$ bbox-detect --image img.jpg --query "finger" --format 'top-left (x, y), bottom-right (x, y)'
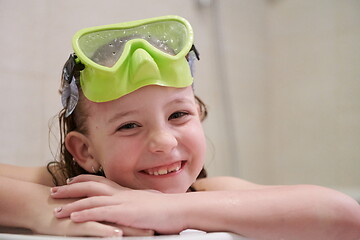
top-left (67, 174), bottom-right (129, 190)
top-left (54, 196), bottom-right (117, 218)
top-left (67, 175), bottom-right (109, 185)
top-left (70, 207), bottom-right (164, 235)
top-left (55, 202), bottom-right (154, 236)
top-left (65, 221), bottom-right (123, 238)
top-left (51, 181), bottom-right (114, 199)
top-left (66, 221), bottom-right (153, 237)
top-left (120, 225), bottom-right (154, 236)
top-left (71, 222), bottom-right (153, 237)
top-left (35, 218), bottom-right (123, 238)
top-left (70, 205), bottom-right (126, 225)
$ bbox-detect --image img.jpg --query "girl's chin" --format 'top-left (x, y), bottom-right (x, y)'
top-left (142, 182), bottom-right (193, 193)
top-left (159, 186), bottom-right (191, 193)
top-left (110, 179), bottom-right (192, 193)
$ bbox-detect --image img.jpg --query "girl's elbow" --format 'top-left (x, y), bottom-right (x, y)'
top-left (318, 186), bottom-right (360, 239)
top-left (335, 197), bottom-right (360, 239)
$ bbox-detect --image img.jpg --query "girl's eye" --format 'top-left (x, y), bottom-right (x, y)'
top-left (117, 122), bottom-right (140, 131)
top-left (169, 111), bottom-right (189, 120)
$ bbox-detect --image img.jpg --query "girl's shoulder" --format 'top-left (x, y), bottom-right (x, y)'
top-left (0, 163), bottom-right (54, 186)
top-left (192, 176), bottom-right (266, 191)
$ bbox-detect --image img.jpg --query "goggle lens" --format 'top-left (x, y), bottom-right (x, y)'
top-left (78, 21), bottom-right (188, 67)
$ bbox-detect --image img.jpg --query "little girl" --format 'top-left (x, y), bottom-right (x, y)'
top-left (0, 16), bottom-right (359, 239)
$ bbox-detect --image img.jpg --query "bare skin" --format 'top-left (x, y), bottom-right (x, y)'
top-left (1, 163), bottom-right (359, 239)
top-left (1, 87), bottom-right (359, 239)
top-left (0, 166), bottom-right (153, 237)
top-left (50, 174), bottom-right (360, 240)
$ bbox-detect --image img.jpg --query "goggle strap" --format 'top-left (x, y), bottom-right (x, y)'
top-left (61, 54), bottom-right (84, 117)
top-left (187, 44), bottom-right (200, 78)
top-left (190, 45), bottom-right (200, 60)
top-left (62, 54), bottom-right (85, 84)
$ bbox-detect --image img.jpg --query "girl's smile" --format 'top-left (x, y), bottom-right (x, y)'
top-left (75, 85), bottom-right (206, 193)
top-left (140, 160), bottom-right (185, 176)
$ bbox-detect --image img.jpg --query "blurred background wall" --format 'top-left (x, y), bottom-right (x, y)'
top-left (0, 0), bottom-right (359, 200)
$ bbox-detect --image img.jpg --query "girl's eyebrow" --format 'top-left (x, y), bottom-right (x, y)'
top-left (107, 97), bottom-right (193, 123)
top-left (166, 97), bottom-right (193, 106)
top-left (107, 110), bottom-right (138, 124)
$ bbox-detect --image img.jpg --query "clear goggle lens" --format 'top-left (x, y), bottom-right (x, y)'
top-left (78, 20), bottom-right (188, 67)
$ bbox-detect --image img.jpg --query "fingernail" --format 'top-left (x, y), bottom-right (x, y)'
top-left (66, 178), bottom-right (74, 184)
top-left (50, 187), bottom-right (58, 194)
top-left (54, 207), bottom-right (62, 213)
top-left (113, 229), bottom-right (122, 237)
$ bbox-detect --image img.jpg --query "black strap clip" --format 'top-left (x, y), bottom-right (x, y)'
top-left (62, 53), bottom-right (85, 84)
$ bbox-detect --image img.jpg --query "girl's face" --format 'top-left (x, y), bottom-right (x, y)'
top-left (84, 85), bottom-right (206, 193)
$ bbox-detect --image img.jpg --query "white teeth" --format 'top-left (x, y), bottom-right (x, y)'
top-left (145, 162), bottom-right (182, 176)
top-left (158, 169), bottom-right (168, 175)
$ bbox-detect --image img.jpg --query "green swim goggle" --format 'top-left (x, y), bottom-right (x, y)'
top-left (61, 15), bottom-right (199, 117)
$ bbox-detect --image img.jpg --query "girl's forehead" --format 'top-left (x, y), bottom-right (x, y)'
top-left (85, 85), bottom-right (195, 115)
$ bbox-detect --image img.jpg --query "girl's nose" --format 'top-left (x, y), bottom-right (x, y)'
top-left (148, 129), bottom-right (178, 154)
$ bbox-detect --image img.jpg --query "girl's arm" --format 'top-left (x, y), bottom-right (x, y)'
top-left (52, 175), bottom-right (360, 240)
top-left (182, 185), bottom-right (360, 240)
top-left (0, 176), bottom-right (125, 237)
top-left (192, 176), bottom-right (268, 191)
top-left (0, 163), bottom-right (54, 186)
top-left (0, 168), bottom-right (155, 237)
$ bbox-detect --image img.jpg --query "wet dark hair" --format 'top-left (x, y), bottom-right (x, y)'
top-left (47, 67), bottom-right (208, 187)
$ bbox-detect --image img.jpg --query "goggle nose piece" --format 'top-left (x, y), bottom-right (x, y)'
top-left (130, 48), bottom-right (161, 86)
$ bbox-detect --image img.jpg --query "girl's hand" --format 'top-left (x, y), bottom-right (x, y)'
top-left (51, 175), bottom-right (185, 235)
top-left (36, 192), bottom-right (154, 237)
top-left (32, 202), bottom-right (124, 237)
top-left (0, 176), bottom-right (126, 238)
